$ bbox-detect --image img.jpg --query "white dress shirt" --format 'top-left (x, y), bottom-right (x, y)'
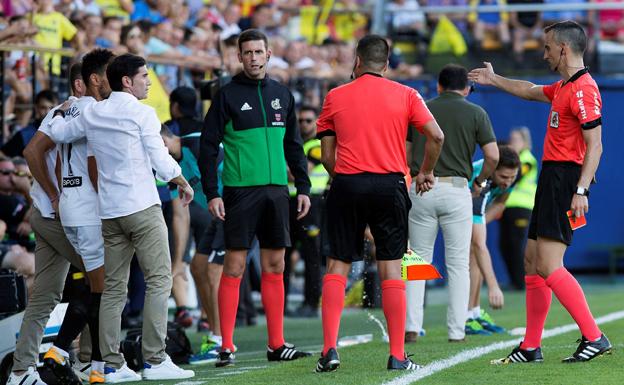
top-left (40, 91), bottom-right (181, 219)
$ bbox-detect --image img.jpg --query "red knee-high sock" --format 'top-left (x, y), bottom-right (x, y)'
top-left (321, 274), bottom-right (347, 355)
top-left (218, 274), bottom-right (241, 351)
top-left (382, 280), bottom-right (406, 360)
top-left (261, 272), bottom-right (285, 349)
top-left (545, 267), bottom-right (602, 341)
top-left (521, 275), bottom-right (552, 349)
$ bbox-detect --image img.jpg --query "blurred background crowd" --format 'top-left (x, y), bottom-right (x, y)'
top-left (1, 0), bottom-right (624, 145)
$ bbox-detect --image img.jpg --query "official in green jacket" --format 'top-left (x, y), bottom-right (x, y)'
top-left (198, 29), bottom-right (312, 368)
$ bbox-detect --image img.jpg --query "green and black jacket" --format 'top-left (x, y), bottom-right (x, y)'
top-left (199, 73), bottom-right (311, 201)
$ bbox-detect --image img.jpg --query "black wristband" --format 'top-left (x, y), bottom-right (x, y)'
top-left (53, 109), bottom-right (66, 118)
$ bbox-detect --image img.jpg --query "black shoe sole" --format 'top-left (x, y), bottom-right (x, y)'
top-left (215, 360), bottom-right (235, 368)
top-left (315, 360), bottom-right (340, 373)
top-left (44, 358), bottom-right (82, 385)
top-left (268, 353), bottom-right (313, 362)
top-left (562, 348), bottom-right (613, 363)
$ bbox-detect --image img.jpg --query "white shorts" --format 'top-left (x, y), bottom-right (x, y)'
top-left (63, 225), bottom-right (105, 272)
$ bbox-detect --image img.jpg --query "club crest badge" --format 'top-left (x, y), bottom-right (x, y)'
top-left (550, 111), bottom-right (559, 128)
top-left (271, 98), bottom-right (281, 110)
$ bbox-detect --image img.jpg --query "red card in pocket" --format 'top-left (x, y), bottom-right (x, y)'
top-left (567, 210), bottom-right (587, 230)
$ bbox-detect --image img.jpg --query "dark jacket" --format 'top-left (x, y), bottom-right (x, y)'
top-left (199, 72), bottom-right (310, 201)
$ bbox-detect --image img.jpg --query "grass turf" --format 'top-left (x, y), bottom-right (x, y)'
top-left (128, 282), bottom-right (622, 385)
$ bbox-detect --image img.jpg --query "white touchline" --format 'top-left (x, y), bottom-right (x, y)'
top-left (384, 310), bottom-right (624, 385)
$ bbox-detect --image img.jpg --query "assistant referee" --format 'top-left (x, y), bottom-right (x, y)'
top-left (314, 35), bottom-right (444, 372)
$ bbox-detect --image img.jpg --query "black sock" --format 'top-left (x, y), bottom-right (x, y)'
top-left (88, 292), bottom-right (103, 361)
top-left (55, 277), bottom-right (90, 351)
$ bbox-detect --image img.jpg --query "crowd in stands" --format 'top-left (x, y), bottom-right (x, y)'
top-left (1, 0), bottom-right (623, 322)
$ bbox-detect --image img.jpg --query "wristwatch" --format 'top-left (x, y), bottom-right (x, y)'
top-left (575, 186), bottom-right (590, 197)
top-left (473, 178), bottom-right (487, 188)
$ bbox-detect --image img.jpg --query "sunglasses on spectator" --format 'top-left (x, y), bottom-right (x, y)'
top-left (0, 169), bottom-right (16, 176)
top-left (299, 118), bottom-right (314, 124)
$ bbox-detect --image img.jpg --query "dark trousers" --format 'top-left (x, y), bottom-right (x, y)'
top-left (284, 195), bottom-right (323, 308)
top-left (499, 207), bottom-right (532, 290)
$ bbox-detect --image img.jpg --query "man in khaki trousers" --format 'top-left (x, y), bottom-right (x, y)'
top-left (41, 54), bottom-right (195, 382)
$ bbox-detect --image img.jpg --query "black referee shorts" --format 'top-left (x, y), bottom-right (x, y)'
top-left (528, 161), bottom-right (582, 246)
top-left (223, 185), bottom-right (291, 249)
top-left (326, 173), bottom-right (411, 262)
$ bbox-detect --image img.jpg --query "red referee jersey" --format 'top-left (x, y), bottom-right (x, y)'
top-left (316, 73), bottom-right (434, 175)
top-left (542, 68), bottom-right (602, 165)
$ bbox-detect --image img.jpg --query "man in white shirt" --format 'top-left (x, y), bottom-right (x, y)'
top-left (40, 53), bottom-right (195, 382)
top-left (28, 49), bottom-right (115, 385)
top-left (10, 65), bottom-right (87, 385)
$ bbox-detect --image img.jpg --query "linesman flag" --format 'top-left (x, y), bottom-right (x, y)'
top-left (401, 249), bottom-right (442, 281)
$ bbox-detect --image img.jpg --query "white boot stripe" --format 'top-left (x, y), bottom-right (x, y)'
top-left (519, 354), bottom-right (527, 362)
top-left (586, 346), bottom-right (599, 352)
top-left (582, 349), bottom-right (595, 356)
top-left (579, 353), bottom-right (590, 359)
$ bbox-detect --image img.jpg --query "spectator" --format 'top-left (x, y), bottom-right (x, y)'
top-left (32, 0), bottom-right (82, 75)
top-left (0, 156), bottom-right (31, 247)
top-left (2, 90), bottom-right (58, 157)
top-left (95, 0), bottom-right (134, 21)
top-left (542, 0), bottom-right (588, 25)
top-left (96, 16), bottom-right (124, 50)
top-left (239, 3), bottom-right (278, 36)
top-left (131, 0), bottom-right (166, 23)
top-left (594, 0), bottom-right (624, 43)
top-left (81, 13), bottom-right (104, 51)
top-left (219, 3), bottom-right (242, 40)
top-left (469, 0), bottom-right (511, 50)
top-left (508, 0), bottom-right (544, 62)
top-left (386, 0), bottom-right (427, 41)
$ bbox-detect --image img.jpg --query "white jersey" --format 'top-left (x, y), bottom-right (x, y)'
top-left (58, 96), bottom-right (100, 226)
top-left (30, 101), bottom-right (74, 219)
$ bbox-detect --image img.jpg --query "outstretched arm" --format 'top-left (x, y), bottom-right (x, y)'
top-left (468, 62), bottom-right (550, 103)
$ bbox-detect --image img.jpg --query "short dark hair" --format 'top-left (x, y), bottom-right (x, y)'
top-left (438, 64), bottom-right (468, 91)
top-left (356, 35), bottom-right (389, 71)
top-left (35, 89), bottom-right (59, 105)
top-left (106, 53), bottom-right (146, 92)
top-left (238, 29), bottom-right (268, 52)
top-left (544, 20), bottom-right (587, 55)
top-left (120, 23), bottom-right (139, 45)
top-left (498, 146), bottom-right (521, 170)
top-left (103, 16), bottom-right (123, 27)
top-left (160, 124), bottom-right (174, 138)
top-left (299, 105), bottom-right (318, 115)
top-left (82, 49), bottom-right (115, 87)
top-left (69, 62), bottom-right (82, 94)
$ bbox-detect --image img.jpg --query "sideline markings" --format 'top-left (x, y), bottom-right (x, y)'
top-left (384, 310), bottom-right (624, 385)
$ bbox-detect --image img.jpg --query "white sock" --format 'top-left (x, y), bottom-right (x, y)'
top-left (472, 306), bottom-right (481, 319)
top-left (52, 345), bottom-right (70, 358)
top-left (91, 361), bottom-right (105, 373)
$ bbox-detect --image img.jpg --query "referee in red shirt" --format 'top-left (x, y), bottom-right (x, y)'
top-left (469, 20), bottom-right (612, 364)
top-left (315, 35), bottom-right (444, 372)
